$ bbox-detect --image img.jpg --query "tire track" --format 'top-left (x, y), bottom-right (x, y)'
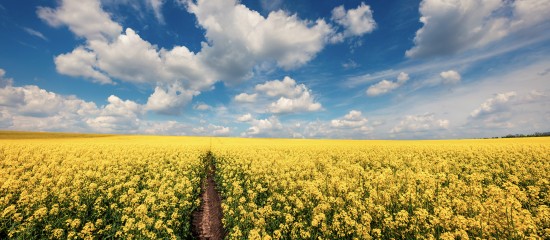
top-left (192, 152), bottom-right (224, 240)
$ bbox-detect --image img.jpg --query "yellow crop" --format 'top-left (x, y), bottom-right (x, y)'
top-left (0, 134), bottom-right (210, 239)
top-left (1, 132), bottom-right (549, 239)
top-left (212, 137), bottom-right (550, 239)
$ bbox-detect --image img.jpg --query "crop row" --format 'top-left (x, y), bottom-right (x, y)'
top-left (212, 138), bottom-right (550, 239)
top-left (0, 136), bottom-right (209, 239)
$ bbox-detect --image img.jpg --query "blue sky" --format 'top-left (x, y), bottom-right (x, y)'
top-left (0, 0), bottom-right (549, 139)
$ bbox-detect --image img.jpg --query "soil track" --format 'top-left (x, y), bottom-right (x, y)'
top-left (191, 153), bottom-right (224, 240)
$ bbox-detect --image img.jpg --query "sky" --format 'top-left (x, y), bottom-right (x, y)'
top-left (0, 0), bottom-right (549, 139)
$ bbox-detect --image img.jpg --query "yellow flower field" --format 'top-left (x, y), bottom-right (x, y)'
top-left (1, 132), bottom-right (549, 239)
top-left (212, 137), bottom-right (550, 239)
top-left (0, 133), bottom-right (210, 239)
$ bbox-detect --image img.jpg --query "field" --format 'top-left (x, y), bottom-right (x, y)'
top-left (1, 132), bottom-right (549, 239)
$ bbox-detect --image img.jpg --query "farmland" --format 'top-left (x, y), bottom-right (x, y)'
top-left (0, 133), bottom-right (210, 239)
top-left (1, 132), bottom-right (549, 239)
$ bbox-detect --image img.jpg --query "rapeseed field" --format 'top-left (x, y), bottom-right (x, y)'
top-left (1, 132), bottom-right (548, 239)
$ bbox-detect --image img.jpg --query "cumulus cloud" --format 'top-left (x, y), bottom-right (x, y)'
top-left (255, 76), bottom-right (304, 98)
top-left (406, 0), bottom-right (550, 58)
top-left (331, 2), bottom-right (376, 38)
top-left (87, 95), bottom-right (144, 132)
top-left (237, 113), bottom-right (253, 122)
top-left (52, 27), bottom-right (215, 113)
top-left (330, 110), bottom-right (372, 132)
top-left (145, 84), bottom-right (197, 115)
top-left (211, 125), bottom-right (230, 135)
top-left (0, 69), bottom-right (13, 87)
top-left (55, 47), bottom-right (113, 84)
top-left (440, 70), bottom-right (461, 84)
top-left (0, 69), bottom-right (155, 133)
top-left (470, 91), bottom-right (517, 118)
top-left (191, 124), bottom-right (230, 136)
top-left (243, 116), bottom-right (283, 136)
top-left (234, 93), bottom-right (258, 103)
top-left (366, 72), bottom-right (409, 96)
top-left (0, 77), bottom-right (102, 121)
top-left (40, 0), bottom-right (348, 115)
top-left (141, 120), bottom-right (190, 135)
top-left (268, 91), bottom-right (322, 114)
top-left (194, 103), bottom-right (211, 111)
top-left (37, 0), bottom-right (122, 41)
top-left (254, 77), bottom-right (322, 114)
top-left (87, 28), bottom-right (215, 89)
top-left (0, 82), bottom-right (99, 132)
top-left (390, 113), bottom-right (449, 133)
top-left (185, 0), bottom-right (335, 81)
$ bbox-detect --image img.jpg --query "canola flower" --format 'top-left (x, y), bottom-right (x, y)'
top-left (0, 134), bottom-right (210, 239)
top-left (212, 137), bottom-right (550, 239)
top-left (1, 132), bottom-right (549, 239)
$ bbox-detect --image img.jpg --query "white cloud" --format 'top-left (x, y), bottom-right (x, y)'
top-left (86, 28), bottom-right (215, 89)
top-left (342, 59), bottom-right (359, 69)
top-left (53, 27), bottom-right (215, 113)
top-left (252, 76), bottom-right (322, 114)
top-left (255, 76), bottom-right (304, 98)
top-left (390, 113), bottom-right (449, 133)
top-left (55, 47), bottom-right (113, 84)
top-left (234, 93), bottom-right (258, 103)
top-left (470, 91), bottom-right (517, 118)
top-left (146, 0), bottom-right (165, 23)
top-left (22, 27), bottom-right (48, 41)
top-left (268, 91), bottom-right (322, 114)
top-left (186, 0), bottom-right (335, 79)
top-left (37, 0), bottom-right (122, 41)
top-left (0, 72), bottom-right (158, 133)
top-left (366, 72), bottom-right (409, 96)
top-left (244, 116), bottom-right (283, 136)
top-left (237, 113), bottom-right (253, 122)
top-left (331, 2), bottom-right (376, 37)
top-left (330, 110), bottom-right (371, 132)
top-left (439, 70), bottom-right (461, 84)
top-left (192, 124), bottom-right (231, 136)
top-left (194, 103), bottom-right (212, 111)
top-left (141, 120), bottom-right (189, 135)
top-left (145, 84), bottom-right (197, 115)
top-left (0, 69), bottom-right (13, 87)
top-left (211, 124), bottom-right (230, 136)
top-left (0, 110), bottom-right (12, 129)
top-left (406, 0), bottom-right (550, 58)
top-left (0, 80), bottom-right (103, 132)
top-left (440, 70), bottom-right (461, 84)
top-left (86, 95), bottom-right (143, 132)
top-left (40, 0), bottom-right (339, 114)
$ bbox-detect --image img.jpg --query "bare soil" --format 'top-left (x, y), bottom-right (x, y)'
top-left (191, 155), bottom-right (225, 240)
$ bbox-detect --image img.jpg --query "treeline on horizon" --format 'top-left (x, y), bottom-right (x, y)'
top-left (489, 131), bottom-right (550, 139)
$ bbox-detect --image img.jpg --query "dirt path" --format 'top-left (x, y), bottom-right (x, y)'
top-left (192, 153), bottom-right (224, 240)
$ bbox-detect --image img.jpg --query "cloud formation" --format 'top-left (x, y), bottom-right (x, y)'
top-left (331, 2), bottom-right (376, 38)
top-left (366, 72), bottom-right (409, 96)
top-left (470, 91), bottom-right (516, 119)
top-left (406, 0), bottom-right (550, 58)
top-left (236, 76), bottom-right (322, 114)
top-left (38, 0), bottom-right (122, 41)
top-left (440, 70), bottom-right (461, 84)
top-left (330, 110), bottom-right (372, 132)
top-left (39, 0), bottom-right (376, 116)
top-left (234, 93), bottom-right (258, 103)
top-left (390, 113), bottom-right (449, 134)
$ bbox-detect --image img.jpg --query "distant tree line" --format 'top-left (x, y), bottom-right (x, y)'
top-left (489, 132), bottom-right (550, 139)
